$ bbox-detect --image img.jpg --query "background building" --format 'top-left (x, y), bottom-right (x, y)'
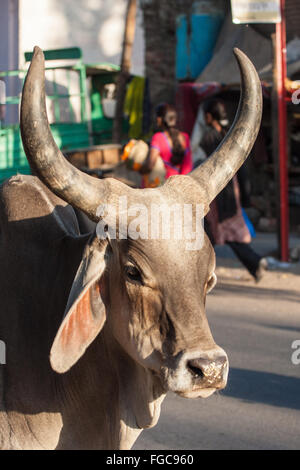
top-left (0, 0), bottom-right (145, 124)
top-left (1, 0), bottom-right (144, 73)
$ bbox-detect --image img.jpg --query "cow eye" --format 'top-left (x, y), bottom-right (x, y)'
top-left (206, 273), bottom-right (217, 293)
top-left (124, 265), bottom-right (143, 284)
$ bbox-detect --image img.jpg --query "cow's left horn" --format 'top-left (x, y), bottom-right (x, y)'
top-left (20, 46), bottom-right (129, 221)
top-left (191, 48), bottom-right (262, 205)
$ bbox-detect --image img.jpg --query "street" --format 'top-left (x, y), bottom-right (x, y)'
top-left (134, 236), bottom-right (300, 450)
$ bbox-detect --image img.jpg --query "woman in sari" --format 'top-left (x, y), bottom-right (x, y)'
top-left (140, 103), bottom-right (192, 180)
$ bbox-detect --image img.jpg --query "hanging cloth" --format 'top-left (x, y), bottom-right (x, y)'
top-left (124, 76), bottom-right (145, 139)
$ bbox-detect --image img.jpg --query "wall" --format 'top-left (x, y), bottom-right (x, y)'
top-left (141, 0), bottom-right (194, 110)
top-left (141, 1), bottom-right (225, 112)
top-left (0, 0), bottom-right (19, 124)
top-left (18, 0), bottom-right (145, 76)
top-left (0, 0), bottom-right (145, 125)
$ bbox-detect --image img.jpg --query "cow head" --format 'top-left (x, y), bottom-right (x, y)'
top-left (20, 47), bottom-right (262, 400)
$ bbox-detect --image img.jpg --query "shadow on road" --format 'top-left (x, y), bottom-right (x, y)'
top-left (212, 282), bottom-right (300, 304)
top-left (223, 367), bottom-right (300, 410)
top-left (257, 323), bottom-right (300, 333)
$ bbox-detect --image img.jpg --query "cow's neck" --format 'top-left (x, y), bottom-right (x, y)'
top-left (57, 324), bottom-right (166, 450)
top-left (108, 330), bottom-right (166, 450)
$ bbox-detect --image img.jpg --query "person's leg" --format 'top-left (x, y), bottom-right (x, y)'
top-left (226, 241), bottom-right (262, 280)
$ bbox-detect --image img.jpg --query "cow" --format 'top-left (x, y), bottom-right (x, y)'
top-left (0, 46), bottom-right (262, 450)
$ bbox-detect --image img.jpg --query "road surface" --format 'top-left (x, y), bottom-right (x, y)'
top-left (133, 252), bottom-right (300, 450)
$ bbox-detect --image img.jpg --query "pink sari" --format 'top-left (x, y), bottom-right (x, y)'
top-left (150, 131), bottom-right (192, 179)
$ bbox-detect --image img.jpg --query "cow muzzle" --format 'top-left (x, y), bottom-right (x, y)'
top-left (163, 347), bottom-right (229, 399)
top-left (186, 355), bottom-right (228, 397)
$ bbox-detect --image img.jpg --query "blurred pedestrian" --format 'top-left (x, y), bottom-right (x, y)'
top-left (198, 98), bottom-right (267, 282)
top-left (140, 103), bottom-right (193, 180)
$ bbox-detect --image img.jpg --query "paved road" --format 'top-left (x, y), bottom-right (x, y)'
top-left (133, 255), bottom-right (300, 450)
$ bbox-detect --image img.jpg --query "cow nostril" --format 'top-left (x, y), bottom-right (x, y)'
top-left (187, 356), bottom-right (227, 381)
top-left (187, 361), bottom-right (204, 379)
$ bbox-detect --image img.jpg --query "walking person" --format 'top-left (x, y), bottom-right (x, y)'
top-left (197, 98), bottom-right (267, 282)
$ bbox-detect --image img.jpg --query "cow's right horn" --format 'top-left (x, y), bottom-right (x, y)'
top-left (20, 46), bottom-right (129, 221)
top-left (191, 48), bottom-right (262, 206)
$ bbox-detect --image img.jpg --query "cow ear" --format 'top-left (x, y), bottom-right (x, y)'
top-left (50, 237), bottom-right (108, 373)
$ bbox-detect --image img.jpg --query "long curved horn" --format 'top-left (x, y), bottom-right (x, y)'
top-left (20, 46), bottom-right (127, 221)
top-left (191, 48), bottom-right (262, 205)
